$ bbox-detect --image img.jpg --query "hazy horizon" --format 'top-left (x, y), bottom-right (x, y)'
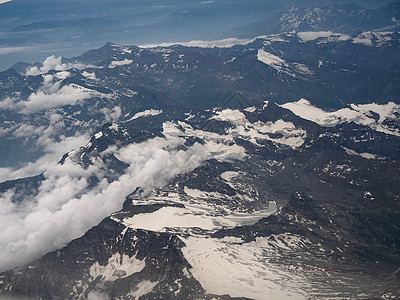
top-left (0, 0), bottom-right (398, 70)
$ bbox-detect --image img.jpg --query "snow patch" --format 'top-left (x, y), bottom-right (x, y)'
top-left (243, 106), bottom-right (256, 113)
top-left (181, 236), bottom-right (309, 300)
top-left (122, 202), bottom-right (276, 233)
top-left (282, 99), bottom-right (400, 136)
top-left (94, 131), bottom-right (103, 139)
top-left (235, 119), bottom-right (307, 149)
top-left (162, 121), bottom-right (247, 161)
top-left (257, 49), bottom-right (288, 72)
top-left (352, 32), bottom-right (374, 45)
top-left (125, 109), bottom-right (163, 122)
top-left (82, 71), bottom-right (97, 80)
top-left (351, 31), bottom-right (394, 47)
top-left (212, 109), bottom-right (246, 125)
top-left (89, 253), bottom-right (145, 281)
top-left (109, 59), bottom-right (133, 68)
top-left (128, 280), bottom-right (158, 299)
top-left (220, 171), bottom-right (240, 182)
top-left (342, 147), bottom-right (377, 160)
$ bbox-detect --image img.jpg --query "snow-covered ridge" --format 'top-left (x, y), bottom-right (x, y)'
top-left (351, 31), bottom-right (395, 46)
top-left (297, 31), bottom-right (350, 43)
top-left (140, 36), bottom-right (267, 49)
top-left (257, 48), bottom-right (313, 77)
top-left (282, 99), bottom-right (400, 136)
top-left (297, 31), bottom-right (396, 46)
top-left (139, 30), bottom-right (396, 51)
top-left (124, 109), bottom-right (163, 122)
top-left (257, 49), bottom-right (289, 72)
top-left (165, 107), bottom-right (308, 151)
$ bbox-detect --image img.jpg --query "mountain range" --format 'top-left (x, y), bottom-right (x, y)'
top-left (1, 98), bottom-right (399, 299)
top-left (0, 1), bottom-right (399, 299)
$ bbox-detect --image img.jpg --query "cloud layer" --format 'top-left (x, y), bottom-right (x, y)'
top-left (0, 136), bottom-right (208, 272)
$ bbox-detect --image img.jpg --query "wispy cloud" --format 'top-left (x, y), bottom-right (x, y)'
top-left (0, 97), bottom-right (17, 110)
top-left (0, 109), bottom-right (90, 182)
top-left (0, 46), bottom-right (35, 55)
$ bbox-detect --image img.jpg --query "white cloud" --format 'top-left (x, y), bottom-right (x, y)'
top-left (0, 125), bottom-right (90, 183)
top-left (26, 55), bottom-right (87, 76)
top-left (101, 106), bottom-right (122, 123)
top-left (20, 74), bottom-right (103, 113)
top-left (1, 73), bottom-right (101, 114)
top-left (0, 125), bottom-right (16, 137)
top-left (0, 136), bottom-right (208, 272)
top-left (13, 124), bottom-right (46, 138)
top-left (23, 84), bottom-right (92, 113)
top-left (0, 97), bottom-right (17, 110)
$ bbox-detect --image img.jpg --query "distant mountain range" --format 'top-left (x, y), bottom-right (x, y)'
top-left (0, 0), bottom-right (398, 70)
top-left (225, 2), bottom-right (400, 38)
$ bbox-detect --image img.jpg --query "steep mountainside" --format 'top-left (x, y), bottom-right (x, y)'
top-left (1, 100), bottom-right (400, 299)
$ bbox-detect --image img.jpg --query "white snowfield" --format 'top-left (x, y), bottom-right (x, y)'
top-left (108, 59), bottom-right (133, 68)
top-left (210, 107), bottom-right (308, 149)
top-left (121, 188), bottom-right (277, 234)
top-left (124, 109), bottom-right (163, 122)
top-left (257, 49), bottom-right (313, 77)
top-left (89, 253), bottom-right (145, 282)
top-left (181, 235), bottom-right (310, 300)
top-left (257, 49), bottom-right (289, 72)
top-left (282, 99), bottom-right (400, 136)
